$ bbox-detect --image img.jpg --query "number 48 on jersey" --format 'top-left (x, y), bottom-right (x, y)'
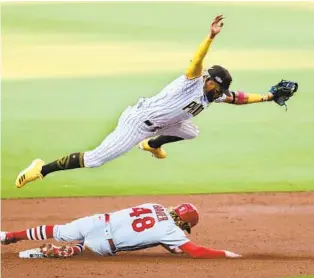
top-left (129, 208), bottom-right (156, 233)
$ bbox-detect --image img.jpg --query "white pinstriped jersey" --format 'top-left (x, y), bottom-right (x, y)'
top-left (83, 74), bottom-right (226, 169)
top-left (141, 75), bottom-right (226, 127)
top-left (109, 203), bottom-right (189, 251)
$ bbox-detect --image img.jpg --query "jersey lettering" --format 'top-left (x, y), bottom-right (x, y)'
top-left (129, 207), bottom-right (156, 233)
top-left (130, 207), bottom-right (152, 218)
top-left (153, 205), bottom-right (168, 222)
top-left (183, 101), bottom-right (204, 117)
top-left (132, 217), bottom-right (155, 232)
top-left (106, 203), bottom-right (190, 252)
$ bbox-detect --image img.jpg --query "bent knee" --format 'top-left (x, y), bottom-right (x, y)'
top-left (184, 126), bottom-right (200, 140)
top-left (83, 150), bottom-right (106, 168)
top-left (53, 224), bottom-right (75, 242)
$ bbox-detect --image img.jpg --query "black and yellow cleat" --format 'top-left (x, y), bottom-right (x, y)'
top-left (15, 159), bottom-right (45, 188)
top-left (138, 139), bottom-right (167, 159)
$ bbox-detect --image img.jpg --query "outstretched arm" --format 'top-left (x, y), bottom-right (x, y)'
top-left (223, 90), bottom-right (274, 105)
top-left (223, 80), bottom-right (298, 107)
top-left (185, 15), bottom-right (224, 80)
top-left (179, 241), bottom-right (240, 259)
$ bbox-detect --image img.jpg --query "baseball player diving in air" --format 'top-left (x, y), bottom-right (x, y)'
top-left (15, 15), bottom-right (298, 188)
top-left (1, 203), bottom-right (241, 259)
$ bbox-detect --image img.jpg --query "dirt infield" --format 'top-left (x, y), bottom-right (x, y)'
top-left (1, 192), bottom-right (314, 278)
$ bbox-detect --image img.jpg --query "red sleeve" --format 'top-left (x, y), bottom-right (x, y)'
top-left (179, 241), bottom-right (226, 259)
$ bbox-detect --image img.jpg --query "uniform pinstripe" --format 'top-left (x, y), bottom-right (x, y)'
top-left (156, 120), bottom-right (200, 140)
top-left (84, 74), bottom-right (225, 168)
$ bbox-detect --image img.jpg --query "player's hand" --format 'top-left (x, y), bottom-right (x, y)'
top-left (224, 250), bottom-right (242, 258)
top-left (171, 247), bottom-right (183, 254)
top-left (210, 15), bottom-right (224, 39)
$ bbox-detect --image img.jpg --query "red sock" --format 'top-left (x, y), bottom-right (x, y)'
top-left (7, 225), bottom-right (54, 241)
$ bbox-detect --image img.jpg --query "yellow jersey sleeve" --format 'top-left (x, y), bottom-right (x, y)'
top-left (185, 37), bottom-right (213, 80)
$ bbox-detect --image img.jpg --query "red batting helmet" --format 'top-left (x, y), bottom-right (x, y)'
top-left (174, 203), bottom-right (199, 234)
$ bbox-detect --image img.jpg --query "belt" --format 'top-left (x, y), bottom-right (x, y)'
top-left (104, 214), bottom-right (117, 253)
top-left (144, 120), bottom-right (153, 126)
top-left (144, 120), bottom-right (161, 132)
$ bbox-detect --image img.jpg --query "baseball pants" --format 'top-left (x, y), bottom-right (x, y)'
top-left (53, 214), bottom-right (114, 256)
top-left (84, 105), bottom-right (199, 168)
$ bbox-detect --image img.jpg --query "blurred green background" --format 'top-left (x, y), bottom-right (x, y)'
top-left (1, 2), bottom-right (314, 198)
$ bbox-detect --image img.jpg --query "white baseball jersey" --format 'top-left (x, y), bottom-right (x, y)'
top-left (109, 203), bottom-right (190, 251)
top-left (141, 75), bottom-right (226, 127)
top-left (53, 203), bottom-right (190, 256)
top-left (83, 74), bottom-right (226, 168)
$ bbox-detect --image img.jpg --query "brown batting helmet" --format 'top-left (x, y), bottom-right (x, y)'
top-left (203, 65), bottom-right (232, 96)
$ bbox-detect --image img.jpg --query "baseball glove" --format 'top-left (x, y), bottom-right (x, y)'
top-left (269, 80), bottom-right (298, 110)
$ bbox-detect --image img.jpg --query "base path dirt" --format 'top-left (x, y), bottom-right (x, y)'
top-left (1, 192), bottom-right (314, 278)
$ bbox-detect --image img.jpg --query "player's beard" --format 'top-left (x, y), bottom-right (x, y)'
top-left (204, 89), bottom-right (222, 103)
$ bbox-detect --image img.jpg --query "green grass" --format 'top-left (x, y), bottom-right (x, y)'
top-left (1, 2), bottom-right (314, 198)
top-left (2, 70), bottom-right (314, 198)
top-left (2, 2), bottom-right (314, 49)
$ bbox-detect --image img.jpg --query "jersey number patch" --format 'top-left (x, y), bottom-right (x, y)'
top-left (183, 101), bottom-right (204, 117)
top-left (129, 207), bottom-right (156, 233)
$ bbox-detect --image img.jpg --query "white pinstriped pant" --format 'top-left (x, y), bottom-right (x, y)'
top-left (84, 105), bottom-right (199, 168)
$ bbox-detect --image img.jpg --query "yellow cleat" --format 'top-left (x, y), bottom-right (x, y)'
top-left (138, 139), bottom-right (167, 159)
top-left (15, 159), bottom-right (45, 188)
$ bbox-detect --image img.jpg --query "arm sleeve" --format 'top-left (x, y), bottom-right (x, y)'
top-left (179, 241), bottom-right (226, 259)
top-left (185, 37), bottom-right (213, 80)
top-left (224, 90), bottom-right (273, 105)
